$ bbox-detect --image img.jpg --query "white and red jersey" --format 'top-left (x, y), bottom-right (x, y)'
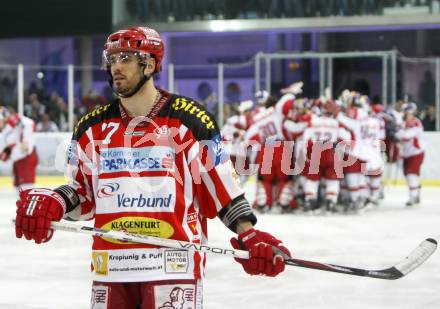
top-left (244, 93), bottom-right (295, 143)
top-left (225, 106), bottom-right (268, 131)
top-left (395, 117), bottom-right (425, 158)
top-left (336, 107), bottom-right (372, 162)
top-left (284, 113), bottom-right (339, 161)
top-left (66, 89), bottom-right (243, 283)
top-left (0, 115), bottom-right (36, 162)
top-left (221, 120), bottom-right (245, 160)
top-left (301, 114), bottom-right (339, 145)
top-left (364, 116), bottom-right (385, 172)
top-left (245, 106), bottom-right (278, 143)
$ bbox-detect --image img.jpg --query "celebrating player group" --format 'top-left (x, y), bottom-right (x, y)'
top-left (222, 83), bottom-right (425, 214)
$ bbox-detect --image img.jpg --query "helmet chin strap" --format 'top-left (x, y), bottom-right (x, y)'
top-left (108, 65), bottom-right (151, 98)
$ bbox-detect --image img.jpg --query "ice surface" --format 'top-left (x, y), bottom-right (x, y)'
top-left (1, 184), bottom-right (439, 309)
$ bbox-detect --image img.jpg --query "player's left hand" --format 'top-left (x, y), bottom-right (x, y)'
top-left (230, 228), bottom-right (291, 277)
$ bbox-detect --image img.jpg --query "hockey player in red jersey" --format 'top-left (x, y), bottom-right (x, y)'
top-left (395, 102), bottom-right (425, 206)
top-left (14, 27), bottom-right (291, 309)
top-left (221, 91), bottom-right (276, 177)
top-left (245, 84), bottom-right (300, 213)
top-left (326, 92), bottom-right (374, 211)
top-left (0, 107), bottom-right (38, 194)
top-left (284, 98), bottom-right (341, 212)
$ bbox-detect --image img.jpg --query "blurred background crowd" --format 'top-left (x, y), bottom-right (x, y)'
top-left (0, 0), bottom-right (439, 132)
top-left (125, 0), bottom-right (438, 21)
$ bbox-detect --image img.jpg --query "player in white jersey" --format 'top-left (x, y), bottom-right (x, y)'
top-left (14, 27), bottom-right (291, 309)
top-left (245, 92), bottom-right (296, 212)
top-left (284, 99), bottom-right (341, 212)
top-left (326, 93), bottom-right (372, 211)
top-left (224, 90), bottom-right (273, 132)
top-left (222, 90), bottom-right (277, 177)
top-left (395, 102), bottom-right (425, 206)
top-left (365, 104), bottom-right (386, 205)
top-left (0, 107), bottom-right (38, 193)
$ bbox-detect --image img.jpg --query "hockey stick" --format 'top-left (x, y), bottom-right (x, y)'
top-left (12, 220), bottom-right (436, 280)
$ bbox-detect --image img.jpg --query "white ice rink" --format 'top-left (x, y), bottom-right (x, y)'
top-left (0, 183), bottom-right (439, 309)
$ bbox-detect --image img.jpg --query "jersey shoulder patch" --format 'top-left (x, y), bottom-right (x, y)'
top-left (160, 94), bottom-right (219, 140)
top-left (73, 101), bottom-right (119, 140)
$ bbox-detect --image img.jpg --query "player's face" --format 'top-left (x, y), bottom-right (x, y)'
top-left (109, 52), bottom-right (144, 96)
top-left (404, 111), bottom-right (414, 121)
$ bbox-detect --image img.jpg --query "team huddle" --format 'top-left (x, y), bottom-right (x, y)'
top-left (221, 82), bottom-right (425, 213)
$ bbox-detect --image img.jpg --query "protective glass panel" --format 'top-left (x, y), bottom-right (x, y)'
top-left (331, 57), bottom-right (383, 103)
top-left (74, 66), bottom-right (114, 127)
top-left (0, 65), bottom-right (18, 113)
top-left (262, 57), bottom-right (321, 99)
top-left (23, 66), bottom-right (69, 132)
top-left (223, 62), bottom-right (255, 121)
top-left (399, 57), bottom-right (437, 131)
top-left (172, 64), bottom-right (220, 121)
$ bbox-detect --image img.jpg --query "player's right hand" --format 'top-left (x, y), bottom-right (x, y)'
top-left (15, 189), bottom-right (66, 244)
top-left (230, 228), bottom-right (291, 277)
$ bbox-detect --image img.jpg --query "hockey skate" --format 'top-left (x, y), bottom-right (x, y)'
top-left (279, 204), bottom-right (292, 214)
top-left (325, 200), bottom-right (338, 213)
top-left (406, 195), bottom-right (420, 207)
top-left (255, 204), bottom-right (269, 213)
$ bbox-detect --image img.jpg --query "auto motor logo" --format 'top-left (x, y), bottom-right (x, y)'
top-left (97, 183), bottom-right (120, 198)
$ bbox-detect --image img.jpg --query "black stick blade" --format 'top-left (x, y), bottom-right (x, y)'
top-left (284, 238), bottom-right (437, 280)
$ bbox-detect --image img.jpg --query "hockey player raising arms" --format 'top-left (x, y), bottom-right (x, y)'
top-left (14, 27), bottom-right (291, 309)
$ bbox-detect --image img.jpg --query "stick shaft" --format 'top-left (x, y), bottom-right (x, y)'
top-left (12, 220), bottom-right (436, 280)
top-left (49, 220), bottom-right (250, 259)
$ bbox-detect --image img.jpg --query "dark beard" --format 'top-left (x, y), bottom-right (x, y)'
top-left (114, 84), bottom-right (131, 96)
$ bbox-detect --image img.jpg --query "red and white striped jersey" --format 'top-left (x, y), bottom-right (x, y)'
top-left (0, 115), bottom-right (36, 162)
top-left (364, 116), bottom-right (386, 172)
top-left (66, 89), bottom-right (243, 282)
top-left (301, 114), bottom-right (339, 145)
top-left (337, 107), bottom-right (371, 161)
top-left (244, 93), bottom-right (295, 143)
top-left (395, 117), bottom-right (425, 158)
top-left (284, 113), bottom-right (339, 160)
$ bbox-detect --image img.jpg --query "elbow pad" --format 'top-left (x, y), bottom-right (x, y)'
top-left (218, 195), bottom-right (257, 233)
top-left (54, 185), bottom-right (80, 213)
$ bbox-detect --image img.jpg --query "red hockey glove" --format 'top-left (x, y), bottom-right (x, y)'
top-left (15, 188), bottom-right (66, 244)
top-left (230, 228), bottom-right (291, 277)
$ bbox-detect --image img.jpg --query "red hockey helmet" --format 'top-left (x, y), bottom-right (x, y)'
top-left (103, 27), bottom-right (164, 73)
top-left (371, 104), bottom-right (384, 114)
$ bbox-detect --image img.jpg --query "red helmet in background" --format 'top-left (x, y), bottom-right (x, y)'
top-left (103, 27), bottom-right (164, 73)
top-left (371, 104), bottom-right (384, 114)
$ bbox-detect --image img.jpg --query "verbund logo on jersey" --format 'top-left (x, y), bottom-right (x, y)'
top-left (118, 193), bottom-right (173, 209)
top-left (100, 146), bottom-right (174, 173)
top-left (97, 182), bottom-right (176, 212)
